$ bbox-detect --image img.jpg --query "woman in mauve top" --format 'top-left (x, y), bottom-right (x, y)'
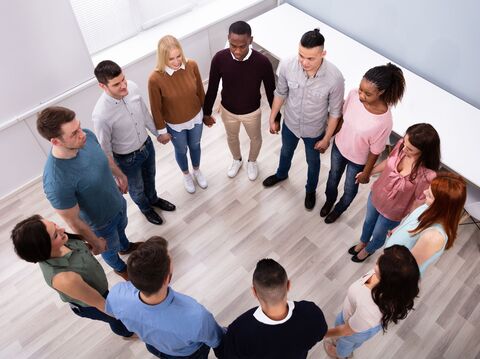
top-left (148, 35), bottom-right (207, 194)
top-left (321, 63), bottom-right (405, 224)
top-left (324, 245), bottom-right (420, 358)
top-left (385, 172), bottom-right (466, 275)
top-left (349, 123), bottom-right (441, 262)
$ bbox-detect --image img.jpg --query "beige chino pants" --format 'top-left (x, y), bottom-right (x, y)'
top-left (220, 105), bottom-right (262, 161)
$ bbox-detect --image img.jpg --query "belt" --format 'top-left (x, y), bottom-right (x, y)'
top-left (113, 138), bottom-right (149, 158)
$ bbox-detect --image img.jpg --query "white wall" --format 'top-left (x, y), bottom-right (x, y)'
top-left (1, 0), bottom-right (277, 199)
top-left (287, 0), bottom-right (480, 110)
top-left (0, 0), bottom-right (93, 125)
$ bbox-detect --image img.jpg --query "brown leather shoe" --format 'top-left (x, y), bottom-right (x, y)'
top-left (119, 241), bottom-right (144, 255)
top-left (114, 269), bottom-right (129, 281)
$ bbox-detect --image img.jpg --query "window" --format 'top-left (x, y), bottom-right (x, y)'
top-left (69, 0), bottom-right (210, 54)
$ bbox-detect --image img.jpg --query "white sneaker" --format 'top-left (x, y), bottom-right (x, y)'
top-left (193, 169), bottom-right (208, 189)
top-left (183, 173), bottom-right (196, 193)
top-left (227, 159), bottom-right (243, 178)
top-left (247, 161), bottom-right (258, 181)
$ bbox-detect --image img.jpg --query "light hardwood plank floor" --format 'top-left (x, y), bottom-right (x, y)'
top-left (1, 95), bottom-right (479, 359)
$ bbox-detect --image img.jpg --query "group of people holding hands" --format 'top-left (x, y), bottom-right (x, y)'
top-left (10, 20), bottom-right (468, 359)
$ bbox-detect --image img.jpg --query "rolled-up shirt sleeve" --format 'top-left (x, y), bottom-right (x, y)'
top-left (274, 59), bottom-right (289, 99)
top-left (328, 76), bottom-right (345, 119)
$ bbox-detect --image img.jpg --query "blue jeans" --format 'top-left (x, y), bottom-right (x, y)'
top-left (167, 123), bottom-right (203, 172)
top-left (114, 136), bottom-right (158, 213)
top-left (334, 312), bottom-right (381, 357)
top-left (276, 124), bottom-right (325, 193)
top-left (93, 200), bottom-right (129, 272)
top-left (360, 193), bottom-right (400, 254)
top-left (325, 141), bottom-right (365, 214)
top-left (146, 343), bottom-right (210, 359)
top-left (70, 291), bottom-right (133, 337)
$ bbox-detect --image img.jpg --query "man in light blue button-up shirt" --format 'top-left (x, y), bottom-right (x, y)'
top-left (106, 236), bottom-right (225, 358)
top-left (263, 29), bottom-right (345, 210)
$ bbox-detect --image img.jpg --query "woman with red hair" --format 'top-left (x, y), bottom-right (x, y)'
top-left (385, 172), bottom-right (466, 275)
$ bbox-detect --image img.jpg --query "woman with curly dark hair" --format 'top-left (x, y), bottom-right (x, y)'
top-left (324, 245), bottom-right (420, 358)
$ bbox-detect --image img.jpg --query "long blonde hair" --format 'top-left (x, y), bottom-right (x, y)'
top-left (155, 35), bottom-right (187, 73)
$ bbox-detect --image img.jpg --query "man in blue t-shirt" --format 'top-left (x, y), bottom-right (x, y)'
top-left (37, 106), bottom-right (142, 280)
top-left (106, 236), bottom-right (225, 358)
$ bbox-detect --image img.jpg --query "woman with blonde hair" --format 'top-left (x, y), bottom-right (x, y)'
top-left (148, 35), bottom-right (207, 194)
top-left (385, 172), bottom-right (466, 275)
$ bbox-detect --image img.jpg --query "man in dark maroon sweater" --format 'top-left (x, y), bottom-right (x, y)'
top-left (203, 21), bottom-right (280, 181)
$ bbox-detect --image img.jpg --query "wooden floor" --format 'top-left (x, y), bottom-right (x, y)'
top-left (1, 95), bottom-right (479, 359)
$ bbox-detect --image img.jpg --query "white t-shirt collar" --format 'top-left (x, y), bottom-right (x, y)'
top-left (253, 301), bottom-right (295, 325)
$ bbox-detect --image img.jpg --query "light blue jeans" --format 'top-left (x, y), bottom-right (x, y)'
top-left (335, 312), bottom-right (381, 357)
top-left (360, 193), bottom-right (400, 254)
top-left (167, 123), bottom-right (203, 172)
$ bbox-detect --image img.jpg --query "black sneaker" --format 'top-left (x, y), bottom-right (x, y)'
top-left (262, 174), bottom-right (287, 187)
top-left (144, 209), bottom-right (163, 225)
top-left (305, 191), bottom-right (316, 210)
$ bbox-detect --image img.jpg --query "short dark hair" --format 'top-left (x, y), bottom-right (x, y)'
top-left (253, 259), bottom-right (288, 305)
top-left (11, 215), bottom-right (51, 263)
top-left (300, 28), bottom-right (325, 48)
top-left (94, 60), bottom-right (122, 86)
top-left (127, 236), bottom-right (170, 296)
top-left (228, 21), bottom-right (251, 37)
top-left (36, 106), bottom-right (76, 141)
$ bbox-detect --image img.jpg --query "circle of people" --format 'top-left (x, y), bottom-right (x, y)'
top-left (11, 21), bottom-right (467, 359)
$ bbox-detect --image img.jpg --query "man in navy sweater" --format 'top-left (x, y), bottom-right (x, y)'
top-left (224, 259), bottom-right (327, 358)
top-left (203, 21), bottom-right (280, 181)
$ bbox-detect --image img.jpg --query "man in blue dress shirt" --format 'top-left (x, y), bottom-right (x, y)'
top-left (106, 236), bottom-right (225, 358)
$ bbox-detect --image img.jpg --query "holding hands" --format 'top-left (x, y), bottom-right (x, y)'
top-left (157, 133), bottom-right (172, 145)
top-left (203, 115), bottom-right (216, 127)
top-left (269, 118), bottom-right (280, 134)
top-left (314, 138), bottom-right (330, 153)
top-left (355, 171), bottom-right (370, 184)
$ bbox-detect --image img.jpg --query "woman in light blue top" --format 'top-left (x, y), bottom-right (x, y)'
top-left (385, 172), bottom-right (466, 275)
